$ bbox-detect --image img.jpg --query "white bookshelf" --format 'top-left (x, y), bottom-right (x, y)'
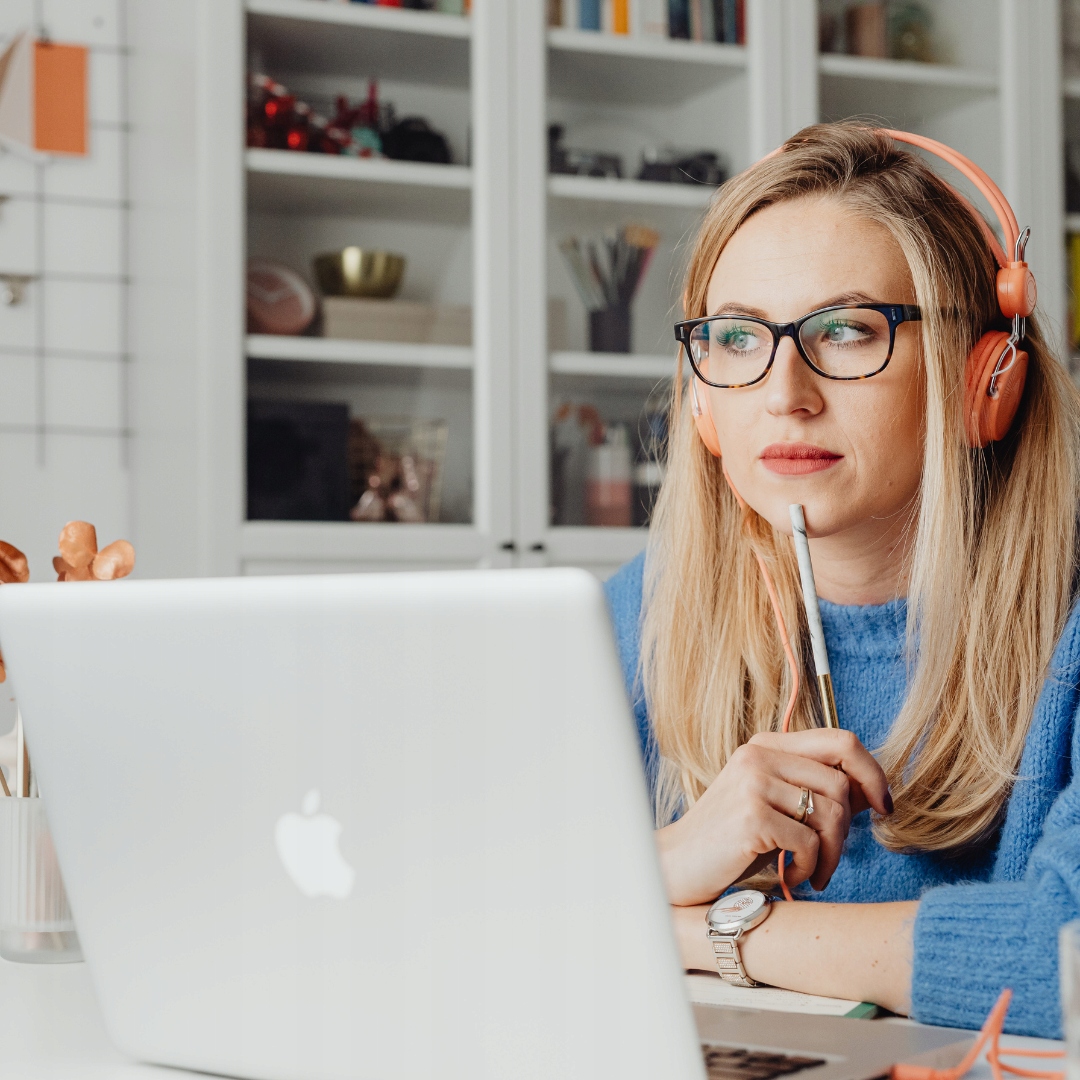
top-left (550, 351), bottom-right (673, 380)
top-left (818, 53), bottom-right (997, 90)
top-left (247, 335), bottom-right (474, 370)
top-left (127, 0), bottom-right (1067, 581)
top-left (547, 174), bottom-right (715, 209)
top-left (246, 149), bottom-right (472, 220)
top-left (240, 520), bottom-right (485, 572)
top-left (247, 0), bottom-right (472, 39)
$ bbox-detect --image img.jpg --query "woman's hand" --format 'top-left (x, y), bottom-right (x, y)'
top-left (655, 729), bottom-right (892, 906)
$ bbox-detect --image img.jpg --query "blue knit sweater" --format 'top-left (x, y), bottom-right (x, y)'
top-left (604, 552), bottom-right (1079, 1038)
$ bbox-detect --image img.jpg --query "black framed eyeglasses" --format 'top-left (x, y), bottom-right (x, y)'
top-left (674, 303), bottom-right (922, 389)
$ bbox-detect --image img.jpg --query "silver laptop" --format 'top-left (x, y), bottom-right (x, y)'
top-left (0, 569), bottom-right (971, 1080)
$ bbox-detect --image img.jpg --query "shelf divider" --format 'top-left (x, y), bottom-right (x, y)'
top-left (818, 53), bottom-right (997, 90)
top-left (241, 521), bottom-right (486, 563)
top-left (548, 174), bottom-right (714, 209)
top-left (246, 149), bottom-right (472, 189)
top-left (550, 351), bottom-right (675, 379)
top-left (247, 335), bottom-right (474, 370)
top-left (548, 27), bottom-right (744, 67)
top-left (246, 0), bottom-right (471, 38)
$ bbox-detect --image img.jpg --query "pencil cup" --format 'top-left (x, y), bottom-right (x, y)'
top-left (0, 798), bottom-right (82, 963)
top-left (1061, 921), bottom-right (1080, 1080)
top-left (588, 305), bottom-right (631, 353)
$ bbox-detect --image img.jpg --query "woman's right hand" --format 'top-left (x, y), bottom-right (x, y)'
top-left (655, 728), bottom-right (892, 906)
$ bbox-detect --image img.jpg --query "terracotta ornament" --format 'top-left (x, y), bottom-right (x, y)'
top-left (53, 521), bottom-right (135, 582)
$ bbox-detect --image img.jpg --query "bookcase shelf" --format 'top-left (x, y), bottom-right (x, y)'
top-left (548, 27), bottom-right (744, 105)
top-left (247, 0), bottom-right (471, 88)
top-left (550, 351), bottom-right (674, 380)
top-left (819, 59), bottom-right (999, 127)
top-left (246, 150), bottom-right (472, 221)
top-left (247, 335), bottom-right (474, 371)
top-left (241, 521), bottom-right (486, 569)
top-left (548, 174), bottom-right (715, 209)
top-left (818, 53), bottom-right (996, 91)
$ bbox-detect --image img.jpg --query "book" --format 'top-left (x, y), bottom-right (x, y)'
top-left (580, 0), bottom-right (601, 30)
top-left (722, 0), bottom-right (737, 42)
top-left (669, 0), bottom-right (690, 38)
top-left (613, 0), bottom-right (630, 33)
top-left (690, 0), bottom-right (704, 41)
top-left (685, 974), bottom-right (880, 1019)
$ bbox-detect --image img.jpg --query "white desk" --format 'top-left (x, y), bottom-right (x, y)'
top-left (0, 955), bottom-right (1063, 1079)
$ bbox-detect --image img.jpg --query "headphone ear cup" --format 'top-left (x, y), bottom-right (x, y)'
top-left (964, 331), bottom-right (1029, 448)
top-left (691, 379), bottom-right (723, 457)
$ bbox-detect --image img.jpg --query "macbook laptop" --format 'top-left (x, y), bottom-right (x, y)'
top-left (0, 569), bottom-right (972, 1080)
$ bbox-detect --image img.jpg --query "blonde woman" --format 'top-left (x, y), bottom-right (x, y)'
top-left (605, 122), bottom-right (1080, 1037)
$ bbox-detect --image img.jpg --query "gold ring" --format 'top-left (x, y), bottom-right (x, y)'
top-left (794, 787), bottom-right (810, 824)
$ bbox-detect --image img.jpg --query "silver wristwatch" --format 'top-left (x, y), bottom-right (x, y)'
top-left (706, 890), bottom-right (773, 987)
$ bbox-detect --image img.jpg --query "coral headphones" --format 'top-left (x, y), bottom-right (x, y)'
top-left (689, 129), bottom-right (1035, 455)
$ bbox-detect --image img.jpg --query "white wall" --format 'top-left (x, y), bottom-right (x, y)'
top-left (0, 0), bottom-right (130, 585)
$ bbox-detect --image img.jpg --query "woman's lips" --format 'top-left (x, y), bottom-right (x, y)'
top-left (759, 443), bottom-right (843, 476)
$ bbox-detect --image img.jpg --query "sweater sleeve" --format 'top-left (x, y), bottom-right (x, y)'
top-left (911, 682), bottom-right (1080, 1037)
top-left (602, 551), bottom-right (650, 763)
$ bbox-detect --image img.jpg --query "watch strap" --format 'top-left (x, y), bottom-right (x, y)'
top-left (708, 930), bottom-right (761, 987)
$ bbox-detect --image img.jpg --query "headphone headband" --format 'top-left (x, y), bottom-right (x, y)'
top-left (763, 128), bottom-right (1021, 270)
top-left (881, 129), bottom-right (1015, 268)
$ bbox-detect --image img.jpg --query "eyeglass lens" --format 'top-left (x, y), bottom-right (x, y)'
top-left (688, 308), bottom-right (894, 385)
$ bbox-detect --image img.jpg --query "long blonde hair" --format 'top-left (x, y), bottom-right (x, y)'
top-left (642, 122), bottom-right (1080, 852)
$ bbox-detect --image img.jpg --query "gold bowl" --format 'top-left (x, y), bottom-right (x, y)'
top-left (313, 248), bottom-right (406, 299)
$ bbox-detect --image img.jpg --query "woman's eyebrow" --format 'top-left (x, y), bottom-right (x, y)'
top-left (707, 291), bottom-right (882, 318)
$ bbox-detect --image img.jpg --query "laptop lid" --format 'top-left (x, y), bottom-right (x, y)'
top-left (0, 569), bottom-right (703, 1080)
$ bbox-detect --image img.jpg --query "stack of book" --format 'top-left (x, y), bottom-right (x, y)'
top-left (549, 0), bottom-right (745, 43)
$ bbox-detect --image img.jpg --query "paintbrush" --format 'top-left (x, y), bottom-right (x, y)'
top-left (15, 708), bottom-right (29, 796)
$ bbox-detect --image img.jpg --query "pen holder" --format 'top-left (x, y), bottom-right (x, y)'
top-left (0, 798), bottom-right (82, 963)
top-left (588, 304), bottom-right (631, 353)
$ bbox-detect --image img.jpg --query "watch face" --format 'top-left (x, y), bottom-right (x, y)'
top-left (707, 890), bottom-right (770, 934)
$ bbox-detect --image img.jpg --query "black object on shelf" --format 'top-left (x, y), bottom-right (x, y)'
top-left (247, 400), bottom-right (350, 521)
top-left (382, 117), bottom-right (452, 164)
top-left (548, 125), bottom-right (623, 179)
top-left (589, 306), bottom-right (631, 353)
top-left (638, 150), bottom-right (726, 186)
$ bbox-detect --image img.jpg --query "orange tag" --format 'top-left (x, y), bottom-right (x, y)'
top-left (33, 40), bottom-right (87, 155)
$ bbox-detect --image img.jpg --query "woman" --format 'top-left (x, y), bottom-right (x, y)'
top-left (605, 122), bottom-right (1080, 1037)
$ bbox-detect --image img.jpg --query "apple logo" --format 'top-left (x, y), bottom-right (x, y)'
top-left (274, 789), bottom-right (356, 899)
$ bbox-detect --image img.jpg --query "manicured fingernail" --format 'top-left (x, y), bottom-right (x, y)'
top-left (884, 789), bottom-right (894, 815)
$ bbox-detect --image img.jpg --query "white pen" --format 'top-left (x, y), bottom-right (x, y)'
top-left (789, 503), bottom-right (840, 729)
